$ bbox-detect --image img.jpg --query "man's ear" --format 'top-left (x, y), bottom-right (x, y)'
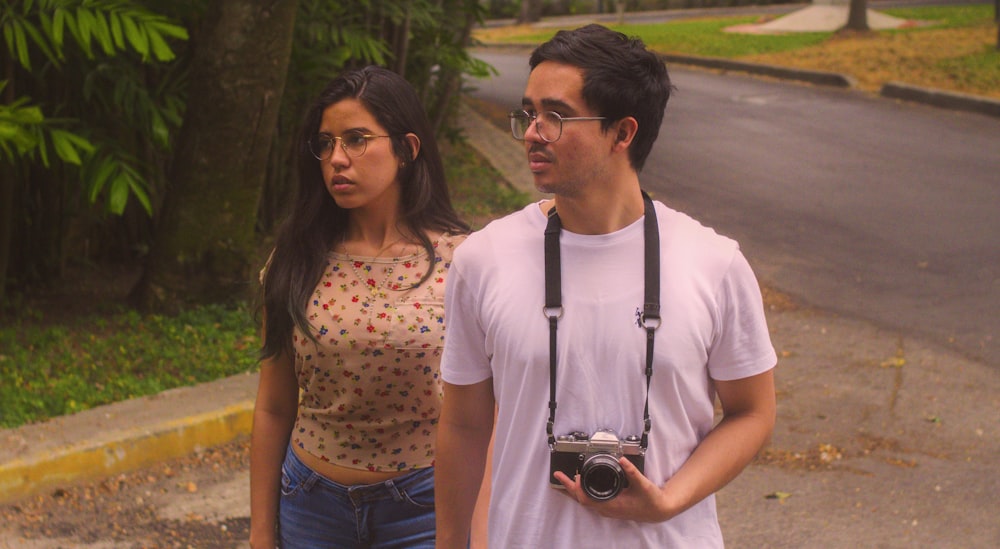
top-left (612, 117), bottom-right (638, 149)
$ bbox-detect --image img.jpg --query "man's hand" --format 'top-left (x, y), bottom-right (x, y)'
top-left (552, 456), bottom-right (675, 523)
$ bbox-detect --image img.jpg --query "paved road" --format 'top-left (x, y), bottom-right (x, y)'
top-left (470, 51), bottom-right (1000, 369)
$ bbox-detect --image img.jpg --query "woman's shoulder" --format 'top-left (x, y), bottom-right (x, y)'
top-left (433, 231), bottom-right (469, 260)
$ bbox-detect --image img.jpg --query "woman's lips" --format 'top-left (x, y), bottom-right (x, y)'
top-left (329, 175), bottom-right (353, 192)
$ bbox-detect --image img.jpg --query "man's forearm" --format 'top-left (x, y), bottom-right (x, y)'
top-left (435, 380), bottom-right (495, 548)
top-left (659, 371), bottom-right (776, 519)
top-left (435, 421), bottom-right (492, 548)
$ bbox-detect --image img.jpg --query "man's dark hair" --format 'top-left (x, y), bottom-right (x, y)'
top-left (529, 24), bottom-right (672, 172)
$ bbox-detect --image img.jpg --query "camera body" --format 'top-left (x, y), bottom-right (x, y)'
top-left (549, 429), bottom-right (645, 501)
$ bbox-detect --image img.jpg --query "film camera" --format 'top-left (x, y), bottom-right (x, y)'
top-left (549, 429), bottom-right (645, 501)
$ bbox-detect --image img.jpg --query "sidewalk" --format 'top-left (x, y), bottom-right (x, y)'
top-left (3, 52), bottom-right (1000, 548)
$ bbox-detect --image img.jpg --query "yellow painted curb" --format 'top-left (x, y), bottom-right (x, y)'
top-left (0, 401), bottom-right (254, 504)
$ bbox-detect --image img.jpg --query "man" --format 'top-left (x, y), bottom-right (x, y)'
top-left (436, 24), bottom-right (776, 548)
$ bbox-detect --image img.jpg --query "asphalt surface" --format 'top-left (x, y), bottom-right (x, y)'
top-left (3, 5), bottom-right (999, 547)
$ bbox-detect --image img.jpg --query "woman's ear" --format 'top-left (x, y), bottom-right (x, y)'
top-left (405, 133), bottom-right (421, 162)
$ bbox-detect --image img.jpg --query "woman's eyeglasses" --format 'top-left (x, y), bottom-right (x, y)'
top-left (309, 131), bottom-right (392, 159)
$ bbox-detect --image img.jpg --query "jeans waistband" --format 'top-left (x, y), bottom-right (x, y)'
top-left (284, 445), bottom-right (434, 503)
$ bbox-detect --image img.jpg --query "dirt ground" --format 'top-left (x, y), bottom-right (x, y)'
top-left (1, 261), bottom-right (253, 548)
top-left (0, 438), bottom-right (251, 548)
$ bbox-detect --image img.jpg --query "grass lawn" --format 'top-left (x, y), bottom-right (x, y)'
top-left (472, 4), bottom-right (999, 98)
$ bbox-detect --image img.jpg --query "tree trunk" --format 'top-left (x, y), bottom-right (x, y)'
top-left (0, 168), bottom-right (12, 302)
top-left (844, 0), bottom-right (869, 32)
top-left (519, 0), bottom-right (543, 23)
top-left (0, 56), bottom-right (15, 302)
top-left (130, 0), bottom-right (297, 312)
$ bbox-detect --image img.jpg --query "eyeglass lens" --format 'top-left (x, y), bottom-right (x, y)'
top-left (510, 111), bottom-right (563, 142)
top-left (310, 132), bottom-right (371, 160)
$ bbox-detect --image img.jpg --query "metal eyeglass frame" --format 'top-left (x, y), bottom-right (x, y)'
top-left (309, 132), bottom-right (392, 160)
top-left (508, 109), bottom-right (606, 143)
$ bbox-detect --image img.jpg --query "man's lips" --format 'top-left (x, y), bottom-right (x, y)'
top-left (528, 149), bottom-right (552, 172)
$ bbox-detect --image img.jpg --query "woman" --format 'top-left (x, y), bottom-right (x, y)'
top-left (250, 66), bottom-right (471, 548)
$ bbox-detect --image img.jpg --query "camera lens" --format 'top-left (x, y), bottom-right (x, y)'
top-left (580, 454), bottom-right (625, 501)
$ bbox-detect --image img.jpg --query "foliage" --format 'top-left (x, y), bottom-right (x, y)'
top-left (0, 0), bottom-right (189, 213)
top-left (0, 303), bottom-right (258, 428)
top-left (259, 0), bottom-right (496, 233)
top-left (1, 0), bottom-right (189, 302)
top-left (0, 141), bottom-right (523, 428)
top-left (443, 139), bottom-right (529, 229)
top-left (0, 84), bottom-right (93, 167)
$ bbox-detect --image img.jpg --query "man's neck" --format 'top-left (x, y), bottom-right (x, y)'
top-left (544, 180), bottom-right (645, 235)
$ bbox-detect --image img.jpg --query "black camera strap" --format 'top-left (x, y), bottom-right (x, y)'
top-left (544, 191), bottom-right (660, 451)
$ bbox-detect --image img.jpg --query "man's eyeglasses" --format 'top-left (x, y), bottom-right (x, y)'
top-left (508, 110), bottom-right (606, 143)
top-left (309, 131), bottom-right (392, 160)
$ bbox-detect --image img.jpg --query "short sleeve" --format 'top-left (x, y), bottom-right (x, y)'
top-left (707, 251), bottom-right (777, 381)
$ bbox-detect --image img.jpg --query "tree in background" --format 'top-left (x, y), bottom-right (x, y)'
top-left (0, 0), bottom-right (188, 303)
top-left (519, 0), bottom-right (543, 23)
top-left (844, 0), bottom-right (870, 32)
top-left (134, 0), bottom-right (490, 312)
top-left (129, 0), bottom-right (297, 311)
top-left (257, 0), bottom-right (492, 247)
top-left (3, 0), bottom-right (491, 312)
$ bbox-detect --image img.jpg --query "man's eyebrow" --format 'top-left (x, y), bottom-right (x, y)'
top-left (521, 97), bottom-right (574, 113)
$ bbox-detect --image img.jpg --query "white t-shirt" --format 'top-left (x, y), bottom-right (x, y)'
top-left (441, 200), bottom-right (776, 548)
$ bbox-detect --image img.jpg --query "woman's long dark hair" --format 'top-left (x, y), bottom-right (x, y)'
top-left (260, 66), bottom-right (469, 360)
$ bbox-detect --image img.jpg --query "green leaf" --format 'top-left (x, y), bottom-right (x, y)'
top-left (14, 22), bottom-right (32, 70)
top-left (88, 160), bottom-right (112, 203)
top-left (21, 17), bottom-right (59, 66)
top-left (120, 14), bottom-right (149, 59)
top-left (75, 8), bottom-right (95, 58)
top-left (124, 172), bottom-right (153, 215)
top-left (108, 12), bottom-right (124, 49)
top-left (148, 20), bottom-right (189, 41)
top-left (52, 8), bottom-right (67, 48)
top-left (90, 156), bottom-right (117, 191)
top-left (50, 129), bottom-right (94, 165)
top-left (146, 26), bottom-right (175, 62)
top-left (90, 9), bottom-right (114, 55)
top-left (150, 110), bottom-right (169, 148)
top-left (2, 25), bottom-right (17, 66)
top-left (109, 172), bottom-right (130, 215)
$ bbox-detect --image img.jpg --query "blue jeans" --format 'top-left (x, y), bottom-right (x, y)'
top-left (278, 446), bottom-right (436, 548)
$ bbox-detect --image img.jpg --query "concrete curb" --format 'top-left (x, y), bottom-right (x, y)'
top-left (659, 53), bottom-right (856, 88)
top-left (880, 80), bottom-right (1000, 118)
top-left (0, 372), bottom-right (258, 503)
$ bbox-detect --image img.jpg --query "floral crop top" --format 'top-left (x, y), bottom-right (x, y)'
top-left (289, 233), bottom-right (465, 472)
